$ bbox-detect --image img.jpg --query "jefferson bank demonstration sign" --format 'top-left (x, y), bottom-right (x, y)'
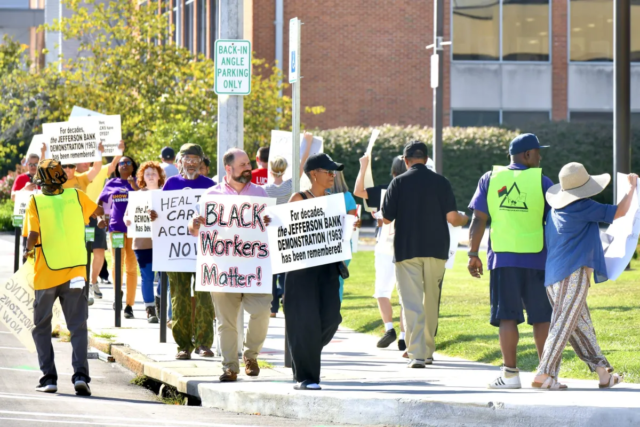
top-left (42, 120), bottom-right (101, 165)
top-left (214, 39), bottom-right (252, 95)
top-left (196, 195), bottom-right (275, 294)
top-left (267, 193), bottom-right (352, 274)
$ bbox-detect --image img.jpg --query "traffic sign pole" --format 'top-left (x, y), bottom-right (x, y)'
top-left (290, 18), bottom-right (301, 194)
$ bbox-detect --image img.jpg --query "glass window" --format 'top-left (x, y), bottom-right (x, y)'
top-left (185, 1), bottom-right (194, 52)
top-left (502, 111), bottom-right (550, 126)
top-left (502, 0), bottom-right (549, 61)
top-left (209, 0), bottom-right (217, 59)
top-left (197, 0), bottom-right (206, 54)
top-left (453, 0), bottom-right (500, 60)
top-left (452, 110), bottom-right (501, 126)
top-left (570, 0), bottom-right (613, 61)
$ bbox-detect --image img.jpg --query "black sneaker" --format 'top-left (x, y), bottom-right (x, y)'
top-left (376, 328), bottom-right (397, 348)
top-left (146, 306), bottom-right (158, 323)
top-left (398, 339), bottom-right (407, 351)
top-left (35, 379), bottom-right (57, 393)
top-left (124, 305), bottom-right (134, 319)
top-left (74, 378), bottom-right (91, 396)
top-left (112, 290), bottom-right (124, 310)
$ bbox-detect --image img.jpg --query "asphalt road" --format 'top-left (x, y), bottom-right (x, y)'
top-left (0, 323), bottom-right (340, 427)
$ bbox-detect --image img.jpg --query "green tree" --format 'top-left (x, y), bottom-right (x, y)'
top-left (1, 0), bottom-right (293, 175)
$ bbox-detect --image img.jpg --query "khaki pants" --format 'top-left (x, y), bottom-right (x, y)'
top-left (211, 293), bottom-right (272, 373)
top-left (395, 257), bottom-right (446, 360)
top-left (110, 233), bottom-right (137, 307)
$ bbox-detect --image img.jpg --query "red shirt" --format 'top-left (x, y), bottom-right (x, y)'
top-left (251, 168), bottom-right (268, 186)
top-left (12, 173), bottom-right (34, 193)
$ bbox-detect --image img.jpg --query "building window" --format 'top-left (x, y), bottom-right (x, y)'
top-left (502, 0), bottom-right (549, 61)
top-left (570, 0), bottom-right (640, 62)
top-left (453, 0), bottom-right (500, 60)
top-left (453, 0), bottom-right (550, 61)
top-left (197, 0), bottom-right (206, 54)
top-left (502, 111), bottom-right (550, 126)
top-left (452, 110), bottom-right (501, 126)
top-left (185, 0), bottom-right (194, 52)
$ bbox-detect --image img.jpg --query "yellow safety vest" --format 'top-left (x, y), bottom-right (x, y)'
top-left (486, 166), bottom-right (545, 253)
top-left (33, 189), bottom-right (87, 270)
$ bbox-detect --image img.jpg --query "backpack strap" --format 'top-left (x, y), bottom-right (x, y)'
top-left (298, 191), bottom-right (309, 200)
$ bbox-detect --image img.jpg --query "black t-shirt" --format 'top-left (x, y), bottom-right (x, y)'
top-left (381, 163), bottom-right (457, 262)
top-left (365, 184), bottom-right (388, 211)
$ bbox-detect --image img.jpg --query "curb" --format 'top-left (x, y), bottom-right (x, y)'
top-left (87, 336), bottom-right (640, 427)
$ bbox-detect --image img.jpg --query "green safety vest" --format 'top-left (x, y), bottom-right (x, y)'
top-left (34, 189), bottom-right (87, 270)
top-left (486, 166), bottom-right (545, 253)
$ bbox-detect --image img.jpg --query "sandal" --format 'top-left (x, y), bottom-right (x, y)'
top-left (599, 373), bottom-right (624, 389)
top-left (531, 376), bottom-right (568, 390)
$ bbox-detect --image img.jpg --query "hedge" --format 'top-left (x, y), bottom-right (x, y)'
top-left (0, 199), bottom-right (13, 232)
top-left (316, 122), bottom-right (640, 213)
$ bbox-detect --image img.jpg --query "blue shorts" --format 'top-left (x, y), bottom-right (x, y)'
top-left (489, 267), bottom-right (552, 327)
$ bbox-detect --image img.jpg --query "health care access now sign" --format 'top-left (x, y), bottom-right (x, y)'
top-left (214, 39), bottom-right (252, 95)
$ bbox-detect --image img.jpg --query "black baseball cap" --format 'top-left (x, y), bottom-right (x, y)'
top-left (303, 153), bottom-right (344, 174)
top-left (160, 146), bottom-right (175, 160)
top-left (403, 141), bottom-right (429, 159)
top-left (509, 133), bottom-right (549, 155)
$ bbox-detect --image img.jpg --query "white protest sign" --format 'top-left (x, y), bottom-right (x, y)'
top-left (267, 130), bottom-right (323, 185)
top-left (13, 191), bottom-right (34, 217)
top-left (195, 195), bottom-right (275, 293)
top-left (351, 205), bottom-right (362, 253)
top-left (267, 193), bottom-right (352, 274)
top-left (126, 190), bottom-right (154, 238)
top-left (446, 220), bottom-right (463, 269)
top-left (151, 189), bottom-right (205, 272)
top-left (0, 261), bottom-right (63, 353)
top-left (42, 120), bottom-right (101, 165)
top-left (26, 134), bottom-right (46, 158)
top-left (602, 173), bottom-right (640, 280)
top-left (214, 39), bottom-right (252, 95)
top-left (69, 106), bottom-right (105, 118)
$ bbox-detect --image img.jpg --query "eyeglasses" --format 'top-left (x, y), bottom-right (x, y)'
top-left (28, 163), bottom-right (38, 168)
top-left (119, 160), bottom-right (132, 166)
top-left (317, 169), bottom-right (337, 177)
top-left (63, 165), bottom-right (76, 169)
top-left (183, 158), bottom-right (202, 165)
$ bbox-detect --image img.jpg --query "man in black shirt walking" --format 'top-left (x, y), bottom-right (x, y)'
top-left (382, 141), bottom-right (468, 368)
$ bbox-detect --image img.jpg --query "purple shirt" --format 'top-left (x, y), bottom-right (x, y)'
top-left (162, 174), bottom-right (215, 191)
top-left (203, 177), bottom-right (269, 197)
top-left (99, 178), bottom-right (134, 233)
top-left (468, 163), bottom-right (554, 271)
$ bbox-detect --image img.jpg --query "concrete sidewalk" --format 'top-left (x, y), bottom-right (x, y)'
top-left (1, 233), bottom-right (638, 427)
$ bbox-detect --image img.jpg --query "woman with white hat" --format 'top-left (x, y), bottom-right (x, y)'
top-left (532, 162), bottom-right (637, 390)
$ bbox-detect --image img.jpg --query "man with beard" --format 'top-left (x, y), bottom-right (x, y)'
top-left (150, 143), bottom-right (216, 360)
top-left (188, 148), bottom-right (272, 382)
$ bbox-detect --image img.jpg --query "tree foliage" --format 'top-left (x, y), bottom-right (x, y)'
top-left (0, 0), bottom-right (292, 175)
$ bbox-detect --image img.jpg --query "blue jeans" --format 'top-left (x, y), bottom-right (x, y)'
top-left (134, 249), bottom-right (155, 307)
top-left (271, 273), bottom-right (286, 314)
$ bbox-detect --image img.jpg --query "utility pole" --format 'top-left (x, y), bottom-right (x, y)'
top-left (613, 0), bottom-right (631, 198)
top-left (217, 0), bottom-right (244, 180)
top-left (426, 0), bottom-right (450, 175)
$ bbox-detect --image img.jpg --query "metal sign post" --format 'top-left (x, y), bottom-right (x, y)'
top-left (112, 232), bottom-right (124, 327)
top-left (426, 0), bottom-right (451, 175)
top-left (85, 227), bottom-right (94, 300)
top-left (290, 17), bottom-right (301, 193)
top-left (160, 272), bottom-right (168, 343)
top-left (613, 0), bottom-right (631, 198)
top-left (13, 217), bottom-right (22, 273)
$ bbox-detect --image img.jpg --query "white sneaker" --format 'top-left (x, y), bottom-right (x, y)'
top-left (488, 367), bottom-right (522, 389)
top-left (92, 283), bottom-right (103, 299)
top-left (408, 359), bottom-right (426, 368)
top-left (88, 285), bottom-right (95, 306)
top-left (36, 383), bottom-right (57, 393)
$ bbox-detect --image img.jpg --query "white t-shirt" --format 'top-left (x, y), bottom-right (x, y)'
top-left (161, 162), bottom-right (179, 178)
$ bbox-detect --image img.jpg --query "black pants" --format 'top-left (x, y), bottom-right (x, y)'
top-left (284, 264), bottom-right (342, 384)
top-left (32, 281), bottom-right (90, 385)
top-left (271, 273), bottom-right (285, 314)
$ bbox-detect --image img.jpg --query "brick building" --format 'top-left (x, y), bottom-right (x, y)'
top-left (34, 0), bottom-right (640, 129)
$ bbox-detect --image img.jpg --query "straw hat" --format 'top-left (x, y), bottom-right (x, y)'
top-left (546, 162), bottom-right (610, 209)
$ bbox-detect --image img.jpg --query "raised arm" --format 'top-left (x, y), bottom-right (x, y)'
top-left (107, 140), bottom-right (125, 176)
top-left (299, 132), bottom-right (314, 178)
top-left (614, 173), bottom-right (639, 220)
top-left (353, 154), bottom-right (369, 199)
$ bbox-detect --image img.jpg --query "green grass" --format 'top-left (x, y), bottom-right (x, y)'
top-left (343, 251), bottom-right (640, 383)
top-left (92, 331), bottom-right (117, 341)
